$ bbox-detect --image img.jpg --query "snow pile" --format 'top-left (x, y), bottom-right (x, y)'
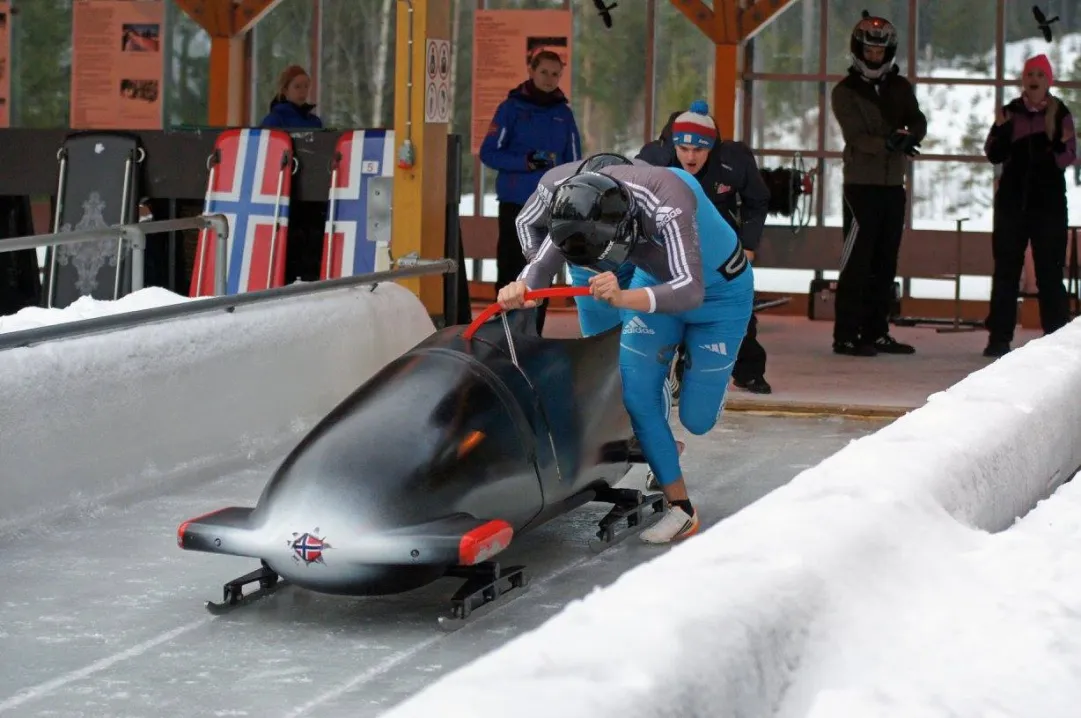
top-left (778, 472), bottom-right (1081, 718)
top-left (0, 281), bottom-right (436, 532)
top-left (379, 319), bottom-right (1081, 718)
top-left (0, 287), bottom-right (196, 334)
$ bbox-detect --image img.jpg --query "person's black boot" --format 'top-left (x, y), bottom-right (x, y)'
top-left (871, 334), bottom-right (915, 354)
top-left (833, 339), bottom-right (877, 356)
top-left (734, 376), bottom-right (772, 394)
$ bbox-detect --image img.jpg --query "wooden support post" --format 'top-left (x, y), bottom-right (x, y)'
top-left (669, 0), bottom-right (800, 140)
top-left (208, 36), bottom-right (246, 126)
top-left (174, 0), bottom-right (282, 126)
top-left (713, 43), bottom-right (739, 141)
top-left (392, 0), bottom-right (451, 317)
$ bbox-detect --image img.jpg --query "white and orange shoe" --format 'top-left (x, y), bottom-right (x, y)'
top-left (640, 505), bottom-right (699, 544)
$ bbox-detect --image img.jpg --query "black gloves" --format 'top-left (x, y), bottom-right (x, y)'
top-left (886, 129), bottom-right (920, 157)
top-left (527, 150), bottom-right (556, 172)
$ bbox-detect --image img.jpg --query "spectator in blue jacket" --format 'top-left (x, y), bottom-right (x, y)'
top-left (260, 65), bottom-right (323, 130)
top-left (259, 64), bottom-right (324, 285)
top-left (479, 50), bottom-right (581, 334)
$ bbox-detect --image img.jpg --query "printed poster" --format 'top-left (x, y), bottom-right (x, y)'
top-left (70, 0), bottom-right (165, 130)
top-left (470, 9), bottom-right (573, 155)
top-left (0, 1), bottom-right (10, 128)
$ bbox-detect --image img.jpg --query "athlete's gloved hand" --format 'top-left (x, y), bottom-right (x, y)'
top-left (496, 280), bottom-right (537, 309)
top-left (588, 271), bottom-right (623, 306)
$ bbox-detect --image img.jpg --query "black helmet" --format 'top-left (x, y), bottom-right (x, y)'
top-left (577, 152), bottom-right (633, 173)
top-left (549, 172), bottom-right (638, 271)
top-left (850, 11), bottom-right (897, 79)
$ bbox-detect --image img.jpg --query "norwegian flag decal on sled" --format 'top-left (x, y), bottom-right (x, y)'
top-left (321, 129), bottom-right (395, 279)
top-left (190, 128), bottom-right (295, 297)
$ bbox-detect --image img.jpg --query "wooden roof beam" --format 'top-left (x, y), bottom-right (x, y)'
top-left (740, 0), bottom-right (799, 42)
top-left (670, 0), bottom-right (801, 44)
top-left (233, 0), bottom-right (283, 36)
top-left (173, 0), bottom-right (282, 37)
top-left (670, 0), bottom-right (721, 43)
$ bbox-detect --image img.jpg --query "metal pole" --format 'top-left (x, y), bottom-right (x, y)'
top-left (130, 227), bottom-right (146, 292)
top-left (0, 259), bottom-right (459, 352)
top-left (0, 214), bottom-right (230, 254)
top-left (936, 217), bottom-right (978, 334)
top-left (215, 220), bottom-right (228, 296)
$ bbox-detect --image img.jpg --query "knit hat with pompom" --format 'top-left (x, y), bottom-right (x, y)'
top-left (671, 99), bottom-right (717, 149)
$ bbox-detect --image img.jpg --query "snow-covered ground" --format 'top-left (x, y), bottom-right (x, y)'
top-left (0, 287), bottom-right (195, 334)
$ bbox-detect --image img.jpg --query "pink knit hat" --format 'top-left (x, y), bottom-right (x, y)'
top-left (1023, 54), bottom-right (1054, 85)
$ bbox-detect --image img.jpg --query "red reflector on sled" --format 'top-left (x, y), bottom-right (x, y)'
top-left (176, 507), bottom-right (230, 548)
top-left (458, 520), bottom-right (513, 565)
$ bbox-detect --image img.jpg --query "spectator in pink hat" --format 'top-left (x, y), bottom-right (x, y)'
top-left (983, 53), bottom-right (1076, 358)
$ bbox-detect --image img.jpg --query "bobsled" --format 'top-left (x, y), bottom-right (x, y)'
top-left (176, 287), bottom-right (666, 627)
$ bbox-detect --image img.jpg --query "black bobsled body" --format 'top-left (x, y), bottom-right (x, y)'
top-left (177, 309), bottom-right (647, 605)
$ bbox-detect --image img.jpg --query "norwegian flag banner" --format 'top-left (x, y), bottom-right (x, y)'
top-left (190, 128), bottom-right (294, 297)
top-left (321, 129), bottom-right (395, 279)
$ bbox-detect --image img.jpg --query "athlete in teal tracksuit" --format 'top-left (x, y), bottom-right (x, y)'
top-left (501, 164), bottom-right (754, 543)
top-left (514, 154), bottom-right (673, 426)
top-left (514, 153), bottom-right (639, 336)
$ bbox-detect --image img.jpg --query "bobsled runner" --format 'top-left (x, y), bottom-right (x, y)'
top-left (176, 287), bottom-right (666, 629)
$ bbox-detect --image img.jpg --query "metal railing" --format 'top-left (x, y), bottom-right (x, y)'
top-left (0, 258), bottom-right (458, 352)
top-left (0, 214), bottom-right (231, 297)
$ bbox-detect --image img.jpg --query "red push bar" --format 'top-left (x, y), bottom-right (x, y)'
top-left (462, 286), bottom-right (591, 339)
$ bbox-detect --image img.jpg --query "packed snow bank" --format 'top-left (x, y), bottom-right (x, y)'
top-left (0, 287), bottom-right (198, 334)
top-left (776, 471), bottom-right (1081, 718)
top-left (0, 282), bottom-right (435, 532)
top-left (380, 318), bottom-right (1081, 718)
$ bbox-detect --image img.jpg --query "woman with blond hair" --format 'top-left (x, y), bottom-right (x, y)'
top-left (983, 54), bottom-right (1076, 358)
top-left (260, 65), bottom-right (323, 130)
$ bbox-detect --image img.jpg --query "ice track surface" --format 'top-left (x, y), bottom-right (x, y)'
top-left (0, 414), bottom-right (882, 717)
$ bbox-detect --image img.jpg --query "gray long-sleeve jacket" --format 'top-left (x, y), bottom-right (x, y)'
top-left (517, 163), bottom-right (707, 314)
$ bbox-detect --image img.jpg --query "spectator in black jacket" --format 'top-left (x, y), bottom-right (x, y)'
top-left (637, 100), bottom-right (774, 394)
top-left (982, 54), bottom-right (1076, 357)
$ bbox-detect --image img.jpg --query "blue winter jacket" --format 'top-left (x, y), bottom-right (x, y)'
top-left (259, 99), bottom-right (324, 130)
top-left (479, 81), bottom-right (581, 206)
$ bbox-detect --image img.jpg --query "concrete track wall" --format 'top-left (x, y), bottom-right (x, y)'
top-left (0, 282), bottom-right (435, 532)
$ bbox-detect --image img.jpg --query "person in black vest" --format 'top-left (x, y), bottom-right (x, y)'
top-left (637, 100), bottom-right (773, 394)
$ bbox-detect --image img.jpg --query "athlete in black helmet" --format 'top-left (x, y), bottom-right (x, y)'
top-left (513, 154), bottom-right (644, 336)
top-left (498, 162), bottom-right (755, 544)
top-left (829, 11), bottom-right (926, 356)
top-left (510, 155), bottom-right (680, 491)
top-left (547, 171), bottom-right (639, 270)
